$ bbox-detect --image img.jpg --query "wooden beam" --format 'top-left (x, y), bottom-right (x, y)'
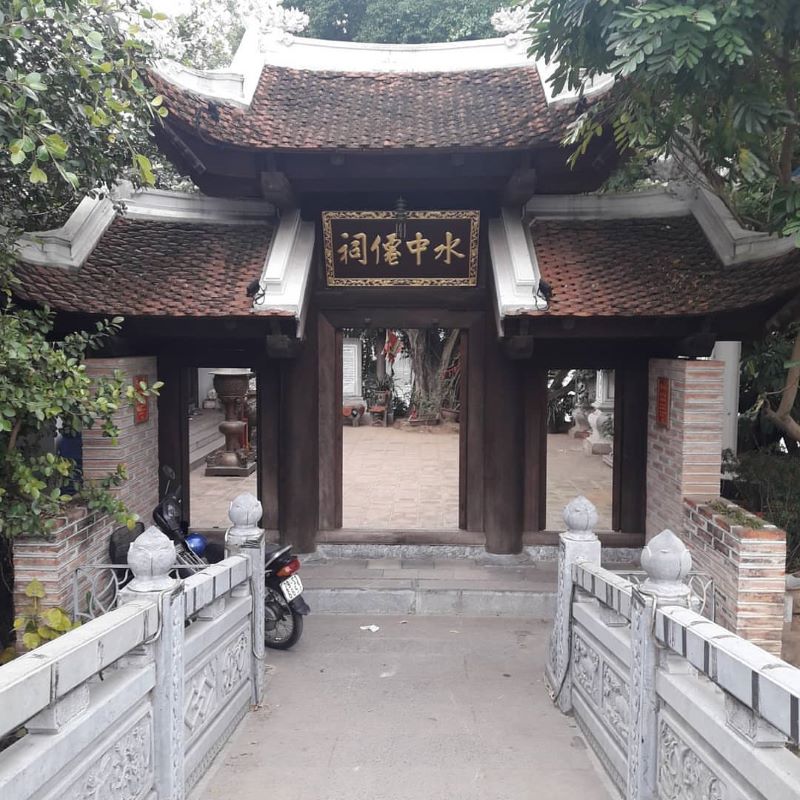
top-left (523, 366), bottom-right (548, 532)
top-left (318, 308), bottom-right (483, 331)
top-left (464, 318), bottom-right (485, 532)
top-left (318, 314), bottom-right (342, 530)
top-left (613, 363), bottom-right (649, 533)
top-left (260, 171), bottom-right (296, 208)
top-left (483, 322), bottom-right (523, 553)
top-left (279, 314), bottom-right (319, 552)
top-left (256, 356), bottom-right (280, 532)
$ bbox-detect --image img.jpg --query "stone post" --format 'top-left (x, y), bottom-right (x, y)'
top-left (585, 369), bottom-right (614, 455)
top-left (119, 526), bottom-right (185, 800)
top-left (545, 496), bottom-right (602, 713)
top-left (226, 493), bottom-right (266, 705)
top-left (627, 529), bottom-right (691, 800)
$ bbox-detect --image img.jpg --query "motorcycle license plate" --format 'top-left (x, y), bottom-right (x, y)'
top-left (280, 574), bottom-right (303, 602)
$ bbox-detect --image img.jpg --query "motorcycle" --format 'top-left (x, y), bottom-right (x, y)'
top-left (111, 466), bottom-right (309, 650)
top-left (262, 543), bottom-right (310, 650)
top-left (151, 466), bottom-right (225, 569)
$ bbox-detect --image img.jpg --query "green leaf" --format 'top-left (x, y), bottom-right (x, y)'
top-left (134, 153), bottom-right (155, 185)
top-left (24, 579), bottom-right (45, 599)
top-left (22, 632), bottom-right (42, 650)
top-left (86, 30), bottom-right (104, 50)
top-left (29, 164), bottom-right (48, 184)
top-left (44, 133), bottom-right (68, 159)
top-left (43, 607), bottom-right (73, 632)
top-left (24, 72), bottom-right (46, 91)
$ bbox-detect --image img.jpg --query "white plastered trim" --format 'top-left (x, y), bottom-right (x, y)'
top-left (525, 186), bottom-right (797, 267)
top-left (489, 207), bottom-right (548, 324)
top-left (153, 27), bottom-right (610, 109)
top-left (251, 209), bottom-right (314, 335)
top-left (16, 183), bottom-right (276, 269)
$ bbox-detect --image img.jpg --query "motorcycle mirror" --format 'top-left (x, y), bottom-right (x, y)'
top-left (162, 465), bottom-right (176, 481)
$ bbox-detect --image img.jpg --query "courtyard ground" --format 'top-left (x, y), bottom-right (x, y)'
top-left (191, 615), bottom-right (614, 800)
top-left (189, 427), bottom-right (614, 531)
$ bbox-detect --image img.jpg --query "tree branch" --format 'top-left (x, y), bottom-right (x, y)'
top-left (7, 419), bottom-right (22, 453)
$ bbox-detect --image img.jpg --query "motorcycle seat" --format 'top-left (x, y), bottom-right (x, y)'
top-left (265, 544), bottom-right (292, 567)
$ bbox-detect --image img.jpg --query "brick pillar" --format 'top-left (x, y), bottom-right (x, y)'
top-left (646, 359), bottom-right (724, 539)
top-left (83, 356), bottom-right (160, 521)
top-left (13, 356), bottom-right (159, 616)
top-left (683, 498), bottom-right (785, 655)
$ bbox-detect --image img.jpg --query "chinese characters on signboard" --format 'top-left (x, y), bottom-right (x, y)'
top-left (656, 377), bottom-right (670, 428)
top-left (134, 375), bottom-right (149, 425)
top-left (322, 210), bottom-right (480, 287)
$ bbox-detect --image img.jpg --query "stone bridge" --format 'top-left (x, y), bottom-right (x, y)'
top-left (1, 496), bottom-right (799, 799)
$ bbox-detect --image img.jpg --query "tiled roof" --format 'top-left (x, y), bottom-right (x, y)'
top-left (153, 65), bottom-right (569, 151)
top-left (531, 216), bottom-right (800, 317)
top-left (15, 218), bottom-right (274, 317)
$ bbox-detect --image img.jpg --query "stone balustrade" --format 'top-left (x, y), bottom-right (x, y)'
top-left (547, 495), bottom-right (800, 800)
top-left (0, 492), bottom-right (266, 800)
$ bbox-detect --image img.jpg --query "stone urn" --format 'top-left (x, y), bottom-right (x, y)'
top-left (206, 369), bottom-right (256, 476)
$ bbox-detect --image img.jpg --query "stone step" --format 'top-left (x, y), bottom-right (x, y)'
top-left (298, 557), bottom-right (558, 619)
top-left (188, 410), bottom-right (224, 468)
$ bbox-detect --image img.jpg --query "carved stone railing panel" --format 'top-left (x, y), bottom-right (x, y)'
top-left (0, 672), bottom-right (156, 800)
top-left (0, 503), bottom-right (266, 800)
top-left (548, 498), bottom-right (800, 800)
top-left (569, 604), bottom-right (631, 797)
top-left (183, 616), bottom-right (252, 751)
top-left (657, 605), bottom-right (800, 744)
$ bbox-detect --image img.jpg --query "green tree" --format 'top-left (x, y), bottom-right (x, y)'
top-left (527, 0), bottom-right (800, 443)
top-left (0, 0), bottom-right (165, 550)
top-left (295, 0), bottom-right (496, 43)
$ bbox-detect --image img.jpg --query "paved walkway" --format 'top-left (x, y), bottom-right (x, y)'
top-left (189, 428), bottom-right (613, 531)
top-left (192, 615), bottom-right (614, 800)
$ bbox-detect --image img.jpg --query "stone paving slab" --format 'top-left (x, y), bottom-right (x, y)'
top-left (192, 615), bottom-right (614, 800)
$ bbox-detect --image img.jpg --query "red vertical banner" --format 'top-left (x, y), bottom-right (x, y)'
top-left (134, 374), bottom-right (149, 424)
top-left (656, 376), bottom-right (670, 428)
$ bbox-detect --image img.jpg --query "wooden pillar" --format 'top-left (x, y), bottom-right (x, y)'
top-left (279, 311), bottom-right (319, 552)
top-left (156, 356), bottom-right (191, 521)
top-left (318, 314), bottom-right (342, 530)
top-left (255, 356), bottom-right (280, 532)
top-left (483, 323), bottom-right (524, 554)
top-left (613, 363), bottom-right (649, 532)
top-left (463, 318), bottom-right (485, 532)
top-left (523, 366), bottom-right (548, 532)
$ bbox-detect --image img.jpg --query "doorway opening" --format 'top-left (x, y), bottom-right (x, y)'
top-left (340, 328), bottom-right (462, 531)
top-left (189, 366), bottom-right (257, 530)
top-left (545, 368), bottom-right (615, 530)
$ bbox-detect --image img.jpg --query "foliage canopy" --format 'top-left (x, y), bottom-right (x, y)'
top-left (0, 0), bottom-right (165, 541)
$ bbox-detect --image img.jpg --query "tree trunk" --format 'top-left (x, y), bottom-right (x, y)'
top-left (408, 328), bottom-right (459, 415)
top-left (376, 329), bottom-right (387, 381)
top-left (764, 328), bottom-right (800, 444)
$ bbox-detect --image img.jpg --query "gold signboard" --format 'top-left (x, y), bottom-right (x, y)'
top-left (322, 210), bottom-right (480, 287)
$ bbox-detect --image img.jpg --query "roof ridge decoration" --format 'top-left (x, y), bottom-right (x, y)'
top-left (153, 16), bottom-right (613, 109)
top-left (16, 184), bottom-right (275, 269)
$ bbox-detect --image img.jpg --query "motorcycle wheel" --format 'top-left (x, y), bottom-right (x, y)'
top-left (264, 587), bottom-right (303, 650)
